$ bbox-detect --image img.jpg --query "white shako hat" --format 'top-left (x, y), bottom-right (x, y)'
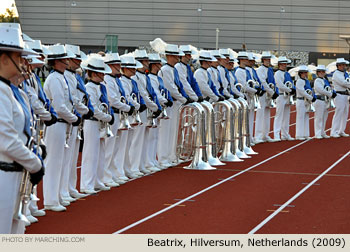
top-left (179, 45), bottom-right (193, 54)
top-left (336, 58), bottom-right (347, 65)
top-left (277, 56), bottom-right (289, 63)
top-left (80, 53), bottom-right (112, 74)
top-left (46, 44), bottom-right (75, 60)
top-left (236, 51), bottom-right (249, 60)
top-left (198, 50), bottom-right (217, 62)
top-left (134, 49), bottom-right (149, 60)
top-left (164, 44), bottom-right (185, 56)
top-left (120, 55), bottom-right (143, 69)
top-left (316, 65), bottom-right (326, 71)
top-left (104, 53), bottom-right (121, 64)
top-left (298, 65), bottom-right (309, 72)
top-left (211, 50), bottom-right (225, 59)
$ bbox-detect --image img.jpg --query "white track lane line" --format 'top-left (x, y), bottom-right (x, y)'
top-left (248, 150), bottom-right (350, 234)
top-left (113, 139), bottom-right (311, 234)
top-left (113, 119), bottom-right (348, 234)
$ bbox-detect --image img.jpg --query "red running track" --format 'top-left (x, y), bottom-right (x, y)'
top-left (26, 106), bottom-right (350, 234)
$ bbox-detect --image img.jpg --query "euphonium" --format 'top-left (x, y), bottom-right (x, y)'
top-left (175, 103), bottom-right (215, 170)
top-left (235, 82), bottom-right (243, 93)
top-left (129, 93), bottom-right (142, 126)
top-left (285, 81), bottom-right (295, 105)
top-left (146, 108), bottom-right (157, 128)
top-left (324, 86), bottom-right (336, 109)
top-left (159, 89), bottom-right (169, 120)
top-left (305, 89), bottom-right (315, 113)
top-left (266, 83), bottom-right (276, 108)
top-left (118, 96), bottom-right (132, 130)
top-left (99, 102), bottom-right (114, 138)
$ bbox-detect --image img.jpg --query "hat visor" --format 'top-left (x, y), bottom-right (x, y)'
top-left (121, 60), bottom-right (143, 69)
top-left (81, 62), bottom-right (112, 74)
top-left (30, 58), bottom-right (45, 65)
top-left (0, 46), bottom-right (39, 56)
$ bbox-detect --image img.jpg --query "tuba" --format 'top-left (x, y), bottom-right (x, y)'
top-left (285, 81), bottom-right (295, 105)
top-left (324, 86), bottom-right (336, 109)
top-left (175, 103), bottom-right (215, 170)
top-left (99, 103), bottom-right (114, 138)
top-left (129, 93), bottom-right (142, 126)
top-left (118, 96), bottom-right (132, 130)
top-left (266, 83), bottom-right (276, 108)
top-left (305, 89), bottom-right (315, 113)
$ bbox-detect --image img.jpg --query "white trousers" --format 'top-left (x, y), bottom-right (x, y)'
top-left (59, 126), bottom-right (78, 199)
top-left (80, 120), bottom-right (106, 191)
top-left (67, 136), bottom-right (81, 195)
top-left (157, 106), bottom-right (175, 164)
top-left (314, 100), bottom-right (328, 137)
top-left (104, 116), bottom-right (120, 183)
top-left (296, 100), bottom-right (310, 138)
top-left (274, 96), bottom-right (291, 139)
top-left (331, 94), bottom-right (349, 135)
top-left (0, 171), bottom-right (25, 234)
top-left (255, 94), bottom-right (271, 140)
top-left (43, 122), bottom-right (67, 206)
top-left (145, 127), bottom-right (159, 168)
top-left (129, 124), bottom-right (145, 173)
top-left (168, 101), bottom-right (182, 163)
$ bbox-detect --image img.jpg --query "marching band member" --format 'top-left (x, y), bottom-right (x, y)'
top-left (104, 53), bottom-right (133, 185)
top-left (295, 65), bottom-right (315, 140)
top-left (209, 50), bottom-right (231, 99)
top-left (273, 56), bottom-right (295, 141)
top-left (314, 65), bottom-right (334, 139)
top-left (132, 50), bottom-right (162, 174)
top-left (43, 44), bottom-right (81, 211)
top-left (227, 55), bottom-right (245, 98)
top-left (330, 58), bottom-right (350, 138)
top-left (148, 53), bottom-right (173, 169)
top-left (80, 54), bottom-right (114, 194)
top-left (235, 51), bottom-right (257, 142)
top-left (158, 44), bottom-right (191, 166)
top-left (60, 44), bottom-right (92, 202)
top-left (118, 55), bottom-right (144, 178)
top-left (0, 27), bottom-right (44, 233)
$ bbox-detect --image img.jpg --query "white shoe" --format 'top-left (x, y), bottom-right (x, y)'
top-left (254, 139), bottom-right (265, 144)
top-left (126, 173), bottom-right (140, 179)
top-left (315, 135), bottom-right (323, 139)
top-left (117, 176), bottom-right (130, 181)
top-left (105, 181), bottom-right (119, 187)
top-left (296, 137), bottom-right (306, 140)
top-left (60, 200), bottom-right (70, 207)
top-left (331, 134), bottom-right (340, 138)
top-left (147, 166), bottom-right (161, 172)
top-left (81, 189), bottom-right (97, 194)
top-left (340, 133), bottom-right (349, 137)
top-left (250, 142), bottom-right (255, 146)
top-left (159, 161), bottom-right (173, 168)
top-left (61, 196), bottom-right (76, 202)
top-left (305, 137), bottom-right (312, 140)
top-left (322, 135), bottom-right (330, 139)
top-left (140, 169), bottom-right (152, 175)
top-left (32, 209), bottom-right (46, 217)
top-left (45, 205), bottom-right (67, 212)
top-left (27, 215), bottom-right (38, 223)
top-left (70, 191), bottom-right (88, 199)
top-left (274, 138), bottom-right (281, 142)
top-left (113, 178), bottom-right (127, 184)
top-left (95, 185), bottom-right (110, 191)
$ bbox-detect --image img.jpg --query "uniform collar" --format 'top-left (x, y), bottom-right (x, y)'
top-left (200, 66), bottom-right (208, 70)
top-left (122, 75), bottom-right (132, 80)
top-left (66, 69), bottom-right (76, 74)
top-left (0, 76), bottom-right (11, 86)
top-left (107, 73), bottom-right (117, 78)
top-left (90, 80), bottom-right (100, 85)
top-left (54, 69), bottom-right (64, 75)
top-left (166, 63), bottom-right (174, 68)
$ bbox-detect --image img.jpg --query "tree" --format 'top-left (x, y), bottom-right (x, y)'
top-left (0, 8), bottom-right (19, 23)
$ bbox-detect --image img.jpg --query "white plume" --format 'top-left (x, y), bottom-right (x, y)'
top-left (149, 38), bottom-right (167, 54)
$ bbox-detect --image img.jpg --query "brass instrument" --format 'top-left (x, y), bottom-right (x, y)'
top-left (227, 98), bottom-right (245, 160)
top-left (159, 89), bottom-right (169, 120)
top-left (77, 120), bottom-right (83, 140)
top-left (146, 108), bottom-right (157, 128)
top-left (285, 81), bottom-right (295, 105)
top-left (305, 89), bottom-right (315, 113)
top-left (200, 101), bottom-right (225, 166)
top-left (118, 96), bottom-right (132, 130)
top-left (129, 93), bottom-right (142, 126)
top-left (99, 103), bottom-right (114, 138)
top-left (324, 86), bottom-right (336, 109)
top-left (266, 83), bottom-right (276, 108)
top-left (175, 103), bottom-right (215, 170)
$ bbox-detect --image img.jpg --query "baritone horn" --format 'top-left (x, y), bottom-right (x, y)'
top-left (159, 89), bottom-right (169, 120)
top-left (305, 89), bottom-right (315, 112)
top-left (248, 80), bottom-right (261, 110)
top-left (324, 86), bottom-right (336, 109)
top-left (118, 96), bottom-right (132, 130)
top-left (285, 81), bottom-right (295, 105)
top-left (266, 83), bottom-right (276, 108)
top-left (99, 103), bottom-right (114, 138)
top-left (129, 93), bottom-right (142, 126)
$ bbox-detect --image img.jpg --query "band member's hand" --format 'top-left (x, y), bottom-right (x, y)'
top-left (139, 104), bottom-right (147, 113)
top-left (30, 166), bottom-right (45, 186)
top-left (272, 92), bottom-right (279, 100)
top-left (197, 96), bottom-right (204, 102)
top-left (128, 105), bottom-right (135, 116)
top-left (259, 89), bottom-right (266, 97)
top-left (332, 92), bottom-right (337, 99)
top-left (108, 113), bottom-right (115, 125)
top-left (44, 114), bottom-right (57, 126)
top-left (218, 95), bottom-right (225, 101)
top-left (152, 109), bottom-right (162, 118)
top-left (289, 88), bottom-right (296, 96)
top-left (83, 108), bottom-right (94, 119)
top-left (185, 97), bottom-right (194, 105)
top-left (312, 97), bottom-right (316, 103)
top-left (72, 116), bottom-right (82, 126)
top-left (224, 95), bottom-right (230, 100)
top-left (233, 93), bottom-right (240, 99)
top-left (255, 86), bottom-right (261, 95)
top-left (165, 100), bottom-right (173, 107)
top-left (39, 144), bottom-right (47, 160)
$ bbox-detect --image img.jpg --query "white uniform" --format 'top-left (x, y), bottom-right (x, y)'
top-left (158, 64), bottom-right (187, 164)
top-left (295, 78), bottom-right (313, 139)
top-left (314, 78), bottom-right (332, 138)
top-left (43, 70), bottom-right (77, 207)
top-left (148, 73), bottom-right (168, 168)
top-left (104, 74), bottom-right (131, 182)
top-left (273, 70), bottom-right (292, 139)
top-left (235, 67), bottom-right (256, 142)
top-left (118, 75), bottom-right (140, 176)
top-left (194, 67), bottom-right (219, 102)
top-left (331, 70), bottom-right (350, 136)
top-left (80, 81), bottom-right (112, 191)
top-left (228, 71), bottom-right (244, 98)
top-left (175, 62), bottom-right (198, 101)
top-left (0, 78), bottom-right (42, 234)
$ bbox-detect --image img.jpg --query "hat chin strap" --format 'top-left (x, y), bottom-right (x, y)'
top-left (6, 54), bottom-right (26, 77)
top-left (59, 59), bottom-right (69, 67)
